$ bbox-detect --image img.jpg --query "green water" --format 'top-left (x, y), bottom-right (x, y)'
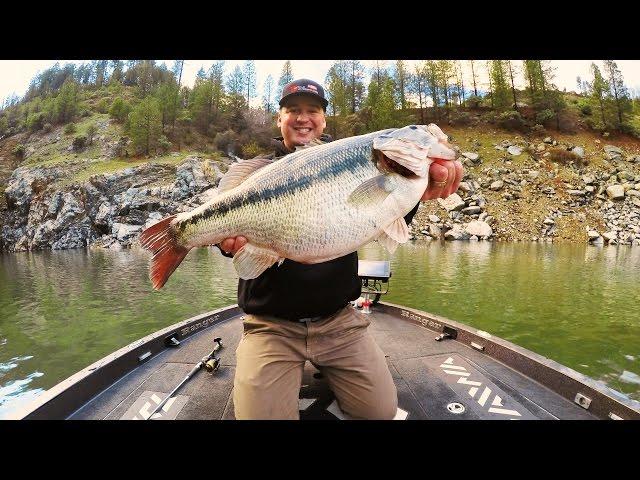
top-left (1, 241), bottom-right (639, 418)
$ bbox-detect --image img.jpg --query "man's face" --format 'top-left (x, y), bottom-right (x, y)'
top-left (277, 96), bottom-right (327, 151)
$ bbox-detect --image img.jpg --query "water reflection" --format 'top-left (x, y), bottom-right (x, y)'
top-left (1, 241), bottom-right (639, 418)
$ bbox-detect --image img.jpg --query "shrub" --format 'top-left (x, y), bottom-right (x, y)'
top-left (241, 141), bottom-right (264, 158)
top-left (214, 129), bottom-right (239, 155)
top-left (158, 135), bottom-right (172, 153)
top-left (97, 98), bottom-right (110, 114)
top-left (530, 124), bottom-right (546, 136)
top-left (64, 123), bottom-right (77, 135)
top-left (548, 148), bottom-right (587, 166)
top-left (535, 109), bottom-right (555, 125)
top-left (465, 95), bottom-right (483, 108)
top-left (109, 97), bottom-right (131, 123)
top-left (497, 110), bottom-right (526, 131)
top-left (26, 112), bottom-right (45, 131)
top-left (43, 123), bottom-right (53, 133)
top-left (72, 135), bottom-right (87, 151)
top-left (86, 124), bottom-right (97, 144)
top-left (12, 144), bottom-right (25, 158)
top-left (578, 100), bottom-right (592, 116)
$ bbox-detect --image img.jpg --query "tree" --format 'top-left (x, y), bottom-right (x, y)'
top-left (489, 60), bottom-right (511, 110)
top-left (394, 60), bottom-right (409, 109)
top-left (603, 60), bottom-right (633, 128)
top-left (588, 62), bottom-right (610, 129)
top-left (469, 60), bottom-right (479, 97)
top-left (325, 61), bottom-right (349, 117)
top-left (411, 62), bottom-right (428, 123)
top-left (54, 78), bottom-right (79, 123)
top-left (277, 61), bottom-right (294, 94)
top-left (363, 76), bottom-right (396, 130)
top-left (128, 97), bottom-right (163, 155)
top-left (243, 60), bottom-right (257, 109)
top-left (346, 60), bottom-right (366, 114)
top-left (263, 74), bottom-right (274, 114)
top-left (154, 81), bottom-right (180, 130)
top-left (506, 60), bottom-right (518, 110)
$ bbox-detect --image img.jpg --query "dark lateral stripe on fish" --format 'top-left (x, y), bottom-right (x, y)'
top-left (186, 144), bottom-right (373, 225)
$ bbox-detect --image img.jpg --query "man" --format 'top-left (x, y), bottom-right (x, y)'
top-left (219, 78), bottom-right (463, 420)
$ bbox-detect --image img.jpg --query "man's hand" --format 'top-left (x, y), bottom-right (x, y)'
top-left (219, 236), bottom-right (247, 256)
top-left (421, 136), bottom-right (463, 201)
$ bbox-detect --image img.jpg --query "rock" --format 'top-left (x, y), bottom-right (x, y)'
top-left (567, 190), bottom-right (586, 196)
top-left (465, 220), bottom-right (493, 237)
top-left (507, 146), bottom-right (522, 156)
top-left (591, 236), bottom-right (604, 245)
top-left (444, 225), bottom-right (471, 241)
top-left (462, 206), bottom-right (482, 215)
top-left (437, 193), bottom-right (466, 212)
top-left (571, 146), bottom-right (585, 158)
top-left (606, 185), bottom-right (625, 200)
top-left (543, 137), bottom-right (553, 144)
top-left (490, 180), bottom-right (504, 191)
top-left (428, 223), bottom-right (441, 239)
top-left (428, 214), bottom-right (440, 223)
top-left (462, 152), bottom-right (479, 161)
top-left (602, 231), bottom-right (617, 242)
top-left (626, 190), bottom-right (640, 197)
top-left (585, 186), bottom-right (595, 193)
top-left (112, 223), bottom-right (142, 243)
top-left (582, 175), bottom-right (595, 185)
top-left (587, 230), bottom-right (600, 240)
top-left (543, 218), bottom-right (555, 226)
top-left (457, 181), bottom-right (472, 193)
top-left (536, 143), bottom-right (546, 152)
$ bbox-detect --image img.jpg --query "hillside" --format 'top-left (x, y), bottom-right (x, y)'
top-left (1, 85), bottom-right (640, 252)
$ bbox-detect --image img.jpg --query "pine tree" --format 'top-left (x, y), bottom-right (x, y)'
top-left (603, 60), bottom-right (633, 128)
top-left (263, 74), bottom-right (274, 114)
top-left (243, 60), bottom-right (257, 109)
top-left (277, 61), bottom-right (294, 95)
top-left (128, 97), bottom-right (163, 155)
top-left (588, 63), bottom-right (611, 130)
top-left (394, 60), bottom-right (409, 110)
top-left (489, 60), bottom-right (511, 110)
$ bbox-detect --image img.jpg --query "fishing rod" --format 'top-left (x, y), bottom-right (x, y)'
top-left (146, 337), bottom-right (223, 420)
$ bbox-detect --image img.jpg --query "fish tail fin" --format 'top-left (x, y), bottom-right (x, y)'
top-left (139, 215), bottom-right (191, 290)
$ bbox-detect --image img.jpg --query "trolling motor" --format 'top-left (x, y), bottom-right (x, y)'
top-left (146, 337), bottom-right (223, 420)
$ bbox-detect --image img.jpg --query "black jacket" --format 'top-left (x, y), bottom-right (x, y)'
top-left (221, 135), bottom-right (420, 320)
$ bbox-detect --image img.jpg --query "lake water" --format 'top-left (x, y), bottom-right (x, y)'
top-left (1, 241), bottom-right (639, 418)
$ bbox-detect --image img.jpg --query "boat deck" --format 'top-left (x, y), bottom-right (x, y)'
top-left (68, 305), bottom-right (603, 420)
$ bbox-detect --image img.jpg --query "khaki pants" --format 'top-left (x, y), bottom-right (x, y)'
top-left (233, 305), bottom-right (398, 420)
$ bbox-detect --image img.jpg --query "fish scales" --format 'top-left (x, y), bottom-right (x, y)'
top-left (139, 124), bottom-right (455, 288)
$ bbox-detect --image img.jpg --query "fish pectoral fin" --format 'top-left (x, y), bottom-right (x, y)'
top-left (377, 232), bottom-right (399, 254)
top-left (232, 243), bottom-right (282, 280)
top-left (383, 217), bottom-right (410, 243)
top-left (347, 175), bottom-right (397, 207)
top-left (217, 158), bottom-right (273, 193)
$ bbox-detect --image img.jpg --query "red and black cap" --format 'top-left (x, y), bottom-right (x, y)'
top-left (279, 78), bottom-right (328, 110)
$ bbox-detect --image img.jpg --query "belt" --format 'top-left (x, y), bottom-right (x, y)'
top-left (298, 316), bottom-right (324, 323)
top-left (296, 303), bottom-right (349, 323)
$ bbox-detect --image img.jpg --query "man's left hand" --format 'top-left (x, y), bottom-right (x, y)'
top-left (421, 157), bottom-right (463, 201)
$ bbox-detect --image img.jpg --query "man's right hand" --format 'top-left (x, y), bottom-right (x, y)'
top-left (219, 236), bottom-right (247, 255)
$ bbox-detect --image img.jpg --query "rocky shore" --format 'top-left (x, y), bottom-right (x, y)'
top-left (1, 131), bottom-right (640, 252)
top-left (0, 156), bottom-right (227, 251)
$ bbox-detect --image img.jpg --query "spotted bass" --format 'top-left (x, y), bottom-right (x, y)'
top-left (139, 124), bottom-right (456, 289)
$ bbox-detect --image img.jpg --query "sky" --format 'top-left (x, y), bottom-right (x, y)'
top-left (1, 60), bottom-right (640, 107)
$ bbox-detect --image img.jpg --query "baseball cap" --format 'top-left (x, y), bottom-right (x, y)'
top-left (279, 78), bottom-right (329, 110)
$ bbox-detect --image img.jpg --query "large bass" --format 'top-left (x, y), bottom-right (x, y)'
top-left (139, 124), bottom-right (456, 289)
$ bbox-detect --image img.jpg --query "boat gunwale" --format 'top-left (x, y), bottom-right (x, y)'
top-left (10, 301), bottom-right (640, 420)
top-left (379, 301), bottom-right (640, 420)
top-left (7, 304), bottom-right (242, 420)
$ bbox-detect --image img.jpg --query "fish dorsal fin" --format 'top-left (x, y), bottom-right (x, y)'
top-left (218, 158), bottom-right (273, 193)
top-left (232, 243), bottom-right (283, 280)
top-left (294, 138), bottom-right (326, 151)
top-left (347, 174), bottom-right (398, 208)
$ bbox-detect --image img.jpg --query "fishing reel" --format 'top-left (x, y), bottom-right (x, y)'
top-left (204, 337), bottom-right (223, 372)
top-left (205, 357), bottom-right (220, 372)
